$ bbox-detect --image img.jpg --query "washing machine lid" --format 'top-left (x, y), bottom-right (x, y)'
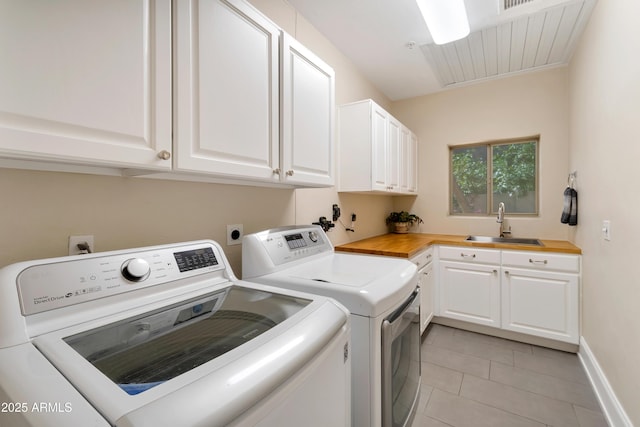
top-left (63, 286), bottom-right (307, 395)
top-left (252, 253), bottom-right (418, 317)
top-left (33, 282), bottom-right (348, 426)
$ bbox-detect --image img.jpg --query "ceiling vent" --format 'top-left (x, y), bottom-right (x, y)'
top-left (503, 0), bottom-right (537, 11)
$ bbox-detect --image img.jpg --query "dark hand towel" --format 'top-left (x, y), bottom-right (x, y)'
top-left (569, 188), bottom-right (578, 226)
top-left (561, 187), bottom-right (572, 224)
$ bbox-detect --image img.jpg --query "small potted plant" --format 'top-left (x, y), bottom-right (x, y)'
top-left (385, 211), bottom-right (423, 234)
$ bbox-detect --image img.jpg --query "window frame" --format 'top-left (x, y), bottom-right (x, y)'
top-left (449, 136), bottom-right (540, 217)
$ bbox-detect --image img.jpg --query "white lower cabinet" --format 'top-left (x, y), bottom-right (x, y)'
top-left (501, 251), bottom-right (580, 344)
top-left (411, 248), bottom-right (434, 333)
top-left (438, 246), bottom-right (502, 328)
top-left (436, 246), bottom-right (580, 344)
top-left (439, 260), bottom-right (501, 328)
top-left (358, 244), bottom-right (580, 345)
top-left (421, 263), bottom-right (435, 332)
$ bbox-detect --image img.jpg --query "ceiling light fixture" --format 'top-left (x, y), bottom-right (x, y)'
top-left (416, 0), bottom-right (470, 45)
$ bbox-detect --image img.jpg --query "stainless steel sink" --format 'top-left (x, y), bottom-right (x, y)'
top-left (465, 236), bottom-right (543, 246)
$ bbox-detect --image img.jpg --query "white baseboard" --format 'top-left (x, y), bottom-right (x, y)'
top-left (579, 336), bottom-right (634, 427)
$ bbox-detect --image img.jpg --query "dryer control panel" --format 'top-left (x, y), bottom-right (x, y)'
top-left (243, 226), bottom-right (332, 271)
top-left (16, 241), bottom-right (227, 316)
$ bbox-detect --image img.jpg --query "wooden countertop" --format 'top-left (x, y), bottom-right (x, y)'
top-left (334, 233), bottom-right (582, 258)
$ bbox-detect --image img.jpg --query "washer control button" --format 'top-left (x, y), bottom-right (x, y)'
top-left (308, 231), bottom-right (318, 242)
top-left (121, 258), bottom-right (151, 282)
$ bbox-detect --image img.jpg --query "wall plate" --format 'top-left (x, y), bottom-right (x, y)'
top-left (69, 235), bottom-right (94, 255)
top-left (227, 224), bottom-right (243, 246)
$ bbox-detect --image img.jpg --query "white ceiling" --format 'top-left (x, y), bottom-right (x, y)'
top-left (287, 0), bottom-right (597, 100)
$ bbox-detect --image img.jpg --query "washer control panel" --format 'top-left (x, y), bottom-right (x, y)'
top-left (17, 242), bottom-right (225, 315)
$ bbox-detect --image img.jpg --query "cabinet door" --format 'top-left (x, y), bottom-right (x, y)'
top-left (420, 264), bottom-right (435, 333)
top-left (439, 261), bottom-right (501, 327)
top-left (387, 116), bottom-right (401, 192)
top-left (501, 268), bottom-right (579, 344)
top-left (174, 0), bottom-right (280, 181)
top-left (0, 0), bottom-right (172, 170)
top-left (409, 131), bottom-right (419, 193)
top-left (371, 104), bottom-right (389, 191)
top-left (281, 33), bottom-right (335, 186)
top-left (399, 126), bottom-right (418, 194)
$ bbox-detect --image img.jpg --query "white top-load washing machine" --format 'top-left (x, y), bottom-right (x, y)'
top-left (243, 226), bottom-right (421, 427)
top-left (0, 240), bottom-right (351, 427)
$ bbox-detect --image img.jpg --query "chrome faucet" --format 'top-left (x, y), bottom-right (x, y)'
top-left (497, 202), bottom-right (511, 237)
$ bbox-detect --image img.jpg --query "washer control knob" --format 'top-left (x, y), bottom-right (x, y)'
top-left (121, 258), bottom-right (151, 282)
top-left (308, 231), bottom-right (319, 242)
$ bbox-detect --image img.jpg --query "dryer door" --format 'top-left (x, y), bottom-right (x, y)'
top-left (381, 287), bottom-right (421, 427)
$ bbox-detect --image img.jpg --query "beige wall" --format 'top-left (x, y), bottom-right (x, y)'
top-left (0, 0), bottom-right (393, 274)
top-left (569, 0), bottom-right (640, 424)
top-left (2, 0), bottom-right (638, 423)
top-left (0, 169), bottom-right (296, 274)
top-left (391, 67), bottom-right (571, 240)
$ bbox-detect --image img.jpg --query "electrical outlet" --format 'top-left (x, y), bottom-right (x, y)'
top-left (69, 235), bottom-right (94, 255)
top-left (227, 224), bottom-right (243, 246)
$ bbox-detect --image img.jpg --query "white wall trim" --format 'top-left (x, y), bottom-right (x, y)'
top-left (579, 336), bottom-right (634, 427)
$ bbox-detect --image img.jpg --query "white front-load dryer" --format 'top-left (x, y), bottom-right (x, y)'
top-left (243, 226), bottom-right (421, 427)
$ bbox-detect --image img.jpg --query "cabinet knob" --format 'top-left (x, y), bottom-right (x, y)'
top-left (286, 170), bottom-right (294, 176)
top-left (157, 150), bottom-right (171, 160)
top-left (273, 168), bottom-right (281, 175)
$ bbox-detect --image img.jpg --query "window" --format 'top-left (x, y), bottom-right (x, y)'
top-left (450, 137), bottom-right (538, 215)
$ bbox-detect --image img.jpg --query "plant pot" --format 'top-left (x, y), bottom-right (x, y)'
top-left (393, 222), bottom-right (409, 234)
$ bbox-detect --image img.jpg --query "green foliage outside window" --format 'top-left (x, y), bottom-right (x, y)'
top-left (451, 139), bottom-right (538, 215)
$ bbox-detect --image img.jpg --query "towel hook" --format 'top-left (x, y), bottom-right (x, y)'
top-left (568, 171), bottom-right (577, 188)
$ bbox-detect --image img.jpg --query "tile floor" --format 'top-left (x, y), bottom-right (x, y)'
top-left (411, 324), bottom-right (609, 427)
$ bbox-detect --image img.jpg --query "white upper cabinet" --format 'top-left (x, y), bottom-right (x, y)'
top-left (2, 0), bottom-right (334, 187)
top-left (173, 0), bottom-right (281, 182)
top-left (387, 116), bottom-right (401, 192)
top-left (174, 0), bottom-right (334, 187)
top-left (371, 104), bottom-right (389, 191)
top-left (280, 32), bottom-right (335, 186)
top-left (0, 0), bottom-right (172, 170)
top-left (338, 99), bottom-right (418, 195)
top-left (400, 126), bottom-right (418, 194)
